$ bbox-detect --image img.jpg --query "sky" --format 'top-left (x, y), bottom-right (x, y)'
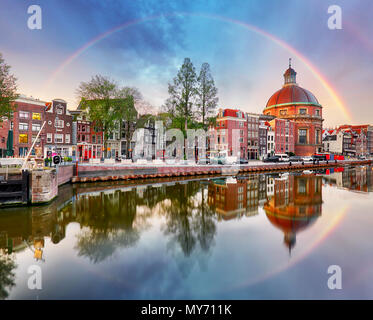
top-left (1, 0), bottom-right (373, 127)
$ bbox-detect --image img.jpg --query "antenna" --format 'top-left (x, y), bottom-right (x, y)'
top-left (289, 58), bottom-right (292, 68)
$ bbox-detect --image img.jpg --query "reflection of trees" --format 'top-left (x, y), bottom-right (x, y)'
top-left (160, 181), bottom-right (217, 276)
top-left (74, 189), bottom-right (144, 263)
top-left (0, 253), bottom-right (16, 299)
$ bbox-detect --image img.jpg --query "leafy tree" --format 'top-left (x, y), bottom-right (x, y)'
top-left (196, 63), bottom-right (218, 129)
top-left (77, 75), bottom-right (118, 156)
top-left (115, 87), bottom-right (141, 158)
top-left (77, 76), bottom-right (142, 158)
top-left (0, 53), bottom-right (18, 120)
top-left (167, 58), bottom-right (197, 155)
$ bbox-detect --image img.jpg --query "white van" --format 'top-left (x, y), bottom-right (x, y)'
top-left (275, 154), bottom-right (290, 162)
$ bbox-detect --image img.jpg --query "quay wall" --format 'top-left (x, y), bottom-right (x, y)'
top-left (57, 165), bottom-right (74, 186)
top-left (31, 169), bottom-right (58, 204)
top-left (72, 160), bottom-right (373, 183)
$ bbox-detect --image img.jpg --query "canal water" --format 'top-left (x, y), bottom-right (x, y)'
top-left (0, 165), bottom-right (373, 299)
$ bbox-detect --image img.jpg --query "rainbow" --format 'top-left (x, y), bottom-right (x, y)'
top-left (42, 12), bottom-right (352, 121)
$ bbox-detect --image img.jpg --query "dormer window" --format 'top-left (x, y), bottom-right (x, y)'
top-left (299, 108), bottom-right (307, 115)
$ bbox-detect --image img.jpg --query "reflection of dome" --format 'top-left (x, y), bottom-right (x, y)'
top-left (265, 211), bottom-right (319, 251)
top-left (266, 85), bottom-right (319, 108)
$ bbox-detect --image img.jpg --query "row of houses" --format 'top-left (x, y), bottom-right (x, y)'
top-left (208, 108), bottom-right (296, 160)
top-left (0, 95), bottom-right (142, 160)
top-left (323, 125), bottom-right (373, 157)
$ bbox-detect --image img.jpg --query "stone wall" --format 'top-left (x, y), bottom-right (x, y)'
top-left (31, 168), bottom-right (58, 204)
top-left (57, 164), bottom-right (74, 186)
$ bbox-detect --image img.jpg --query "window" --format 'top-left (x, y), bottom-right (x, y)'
top-left (32, 123), bottom-right (41, 131)
top-left (19, 123), bottom-right (28, 131)
top-left (92, 135), bottom-right (96, 144)
top-left (65, 134), bottom-right (70, 144)
top-left (54, 134), bottom-right (63, 143)
top-left (57, 108), bottom-right (63, 115)
top-left (280, 109), bottom-right (287, 116)
top-left (299, 129), bottom-right (307, 144)
top-left (299, 108), bottom-right (307, 115)
top-left (32, 135), bottom-right (41, 144)
top-left (19, 134), bottom-right (28, 143)
top-left (315, 109), bottom-right (320, 116)
top-left (47, 133), bottom-right (52, 143)
top-left (19, 111), bottom-right (29, 119)
top-left (32, 113), bottom-right (41, 120)
top-left (316, 129), bottom-right (320, 144)
top-left (97, 135), bottom-right (102, 144)
top-left (55, 119), bottom-right (64, 128)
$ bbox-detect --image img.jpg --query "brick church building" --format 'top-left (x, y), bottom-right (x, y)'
top-left (263, 60), bottom-right (323, 156)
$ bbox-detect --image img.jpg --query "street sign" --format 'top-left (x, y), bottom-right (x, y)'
top-left (53, 155), bottom-right (61, 165)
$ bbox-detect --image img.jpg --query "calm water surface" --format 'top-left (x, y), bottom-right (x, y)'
top-left (1, 165), bottom-right (373, 299)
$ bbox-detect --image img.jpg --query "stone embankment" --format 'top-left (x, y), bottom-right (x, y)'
top-left (71, 160), bottom-right (372, 184)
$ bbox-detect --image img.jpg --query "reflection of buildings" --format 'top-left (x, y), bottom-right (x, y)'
top-left (323, 165), bottom-right (373, 193)
top-left (264, 174), bottom-right (322, 251)
top-left (208, 176), bottom-right (259, 220)
top-left (0, 208), bottom-right (66, 258)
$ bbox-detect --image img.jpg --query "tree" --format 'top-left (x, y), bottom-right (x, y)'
top-left (77, 76), bottom-right (142, 158)
top-left (0, 53), bottom-right (18, 120)
top-left (196, 63), bottom-right (218, 129)
top-left (77, 75), bottom-right (118, 156)
top-left (167, 58), bottom-right (197, 156)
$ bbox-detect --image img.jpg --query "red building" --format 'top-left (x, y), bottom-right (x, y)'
top-left (263, 60), bottom-right (323, 156)
top-left (11, 96), bottom-right (46, 157)
top-left (69, 109), bottom-right (103, 161)
top-left (269, 118), bottom-right (295, 154)
top-left (214, 108), bottom-right (248, 159)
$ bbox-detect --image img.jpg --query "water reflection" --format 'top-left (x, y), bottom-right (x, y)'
top-left (0, 165), bottom-right (372, 298)
top-left (264, 173), bottom-right (322, 252)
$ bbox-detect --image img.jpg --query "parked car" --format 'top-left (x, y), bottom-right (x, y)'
top-left (238, 158), bottom-right (249, 164)
top-left (197, 158), bottom-right (210, 165)
top-left (210, 155), bottom-right (226, 165)
top-left (275, 154), bottom-right (290, 162)
top-left (358, 155), bottom-right (367, 160)
top-left (263, 156), bottom-right (280, 163)
top-left (312, 154), bottom-right (327, 161)
top-left (303, 156), bottom-right (313, 162)
top-left (289, 156), bottom-right (303, 162)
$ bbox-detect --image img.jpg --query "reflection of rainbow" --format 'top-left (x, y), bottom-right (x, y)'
top-left (42, 12), bottom-right (352, 121)
top-left (225, 205), bottom-right (349, 292)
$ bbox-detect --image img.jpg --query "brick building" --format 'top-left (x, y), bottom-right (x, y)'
top-left (263, 60), bottom-right (323, 156)
top-left (247, 113), bottom-right (259, 159)
top-left (213, 108), bottom-right (248, 159)
top-left (269, 118), bottom-right (295, 155)
top-left (69, 109), bottom-right (104, 161)
top-left (43, 99), bottom-right (73, 157)
top-left (12, 95), bottom-right (46, 157)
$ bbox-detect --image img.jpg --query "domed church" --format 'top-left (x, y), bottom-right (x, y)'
top-left (263, 60), bottom-right (323, 156)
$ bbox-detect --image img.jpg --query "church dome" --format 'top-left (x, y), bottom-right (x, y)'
top-left (266, 85), bottom-right (320, 108)
top-left (264, 59), bottom-right (320, 109)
